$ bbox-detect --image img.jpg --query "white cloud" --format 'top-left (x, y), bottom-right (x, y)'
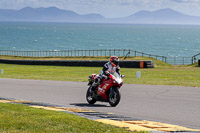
top-left (170, 0), bottom-right (200, 3)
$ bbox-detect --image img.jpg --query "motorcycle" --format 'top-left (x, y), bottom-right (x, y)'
top-left (86, 72), bottom-right (125, 107)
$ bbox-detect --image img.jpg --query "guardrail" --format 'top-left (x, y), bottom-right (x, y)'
top-left (0, 59), bottom-right (154, 68)
top-left (0, 49), bottom-right (167, 63)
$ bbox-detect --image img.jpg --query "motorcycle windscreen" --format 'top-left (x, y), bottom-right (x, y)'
top-left (112, 72), bottom-right (123, 84)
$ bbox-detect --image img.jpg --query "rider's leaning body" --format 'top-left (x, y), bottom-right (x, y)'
top-left (91, 56), bottom-right (120, 90)
top-left (101, 57), bottom-right (120, 76)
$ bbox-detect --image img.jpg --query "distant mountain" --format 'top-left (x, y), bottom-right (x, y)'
top-left (0, 7), bottom-right (200, 25)
top-left (110, 8), bottom-right (200, 25)
top-left (0, 6), bottom-right (106, 22)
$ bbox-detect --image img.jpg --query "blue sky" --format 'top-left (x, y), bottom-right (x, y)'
top-left (1, 0), bottom-right (200, 18)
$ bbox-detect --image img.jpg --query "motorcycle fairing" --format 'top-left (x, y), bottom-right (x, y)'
top-left (98, 79), bottom-right (114, 100)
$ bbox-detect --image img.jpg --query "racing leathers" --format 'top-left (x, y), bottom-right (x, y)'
top-left (91, 62), bottom-right (120, 91)
top-left (101, 61), bottom-right (120, 76)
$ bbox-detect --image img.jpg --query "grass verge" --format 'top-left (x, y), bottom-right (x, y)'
top-left (0, 56), bottom-right (199, 87)
top-left (0, 102), bottom-right (140, 133)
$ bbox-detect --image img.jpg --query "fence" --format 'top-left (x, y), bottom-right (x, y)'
top-left (0, 49), bottom-right (167, 62)
top-left (1, 49), bottom-right (199, 65)
top-left (166, 57), bottom-right (193, 65)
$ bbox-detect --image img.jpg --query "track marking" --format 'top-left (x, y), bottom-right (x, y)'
top-left (31, 106), bottom-right (94, 113)
top-left (31, 105), bottom-right (67, 112)
top-left (0, 99), bottom-right (33, 104)
top-left (123, 120), bottom-right (200, 132)
top-left (96, 119), bottom-right (155, 131)
top-left (96, 120), bottom-right (200, 132)
top-left (0, 100), bottom-right (11, 103)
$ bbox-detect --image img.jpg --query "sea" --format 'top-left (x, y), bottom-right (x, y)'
top-left (0, 22), bottom-right (200, 58)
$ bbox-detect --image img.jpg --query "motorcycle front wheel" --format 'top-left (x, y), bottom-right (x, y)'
top-left (86, 86), bottom-right (97, 104)
top-left (108, 87), bottom-right (121, 107)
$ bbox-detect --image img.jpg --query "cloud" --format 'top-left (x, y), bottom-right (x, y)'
top-left (171, 0), bottom-right (191, 2)
top-left (170, 0), bottom-right (200, 3)
top-left (119, 2), bottom-right (131, 6)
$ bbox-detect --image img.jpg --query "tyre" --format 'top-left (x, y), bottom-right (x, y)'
top-left (86, 86), bottom-right (97, 104)
top-left (108, 87), bottom-right (121, 107)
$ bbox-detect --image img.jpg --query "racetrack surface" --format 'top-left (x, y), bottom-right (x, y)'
top-left (0, 78), bottom-right (200, 129)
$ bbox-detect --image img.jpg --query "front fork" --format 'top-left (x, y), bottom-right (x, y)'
top-left (110, 87), bottom-right (116, 98)
top-left (89, 85), bottom-right (98, 99)
top-left (110, 86), bottom-right (120, 97)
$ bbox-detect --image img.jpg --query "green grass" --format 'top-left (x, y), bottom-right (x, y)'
top-left (0, 56), bottom-right (199, 87)
top-left (0, 102), bottom-right (139, 133)
top-left (0, 61), bottom-right (200, 87)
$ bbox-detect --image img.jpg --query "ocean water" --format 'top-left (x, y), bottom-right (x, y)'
top-left (0, 22), bottom-right (200, 58)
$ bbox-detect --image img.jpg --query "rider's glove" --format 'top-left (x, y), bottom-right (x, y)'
top-left (104, 71), bottom-right (110, 76)
top-left (102, 74), bottom-right (107, 79)
top-left (102, 74), bottom-right (110, 80)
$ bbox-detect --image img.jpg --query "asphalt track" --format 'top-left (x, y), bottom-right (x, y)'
top-left (0, 78), bottom-right (200, 129)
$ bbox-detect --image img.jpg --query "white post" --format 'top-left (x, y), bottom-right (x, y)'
top-left (136, 71), bottom-right (141, 78)
top-left (1, 69), bottom-right (4, 74)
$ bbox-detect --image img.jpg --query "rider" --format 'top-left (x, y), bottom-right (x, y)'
top-left (91, 56), bottom-right (120, 91)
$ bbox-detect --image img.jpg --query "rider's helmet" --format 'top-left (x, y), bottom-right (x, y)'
top-left (110, 56), bottom-right (119, 66)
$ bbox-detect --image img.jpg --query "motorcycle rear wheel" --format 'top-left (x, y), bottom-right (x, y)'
top-left (86, 86), bottom-right (97, 104)
top-left (109, 87), bottom-right (121, 107)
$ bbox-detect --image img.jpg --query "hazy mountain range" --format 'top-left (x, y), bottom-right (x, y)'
top-left (1, 6), bottom-right (200, 25)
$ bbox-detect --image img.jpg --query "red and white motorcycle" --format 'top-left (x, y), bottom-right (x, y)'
top-left (86, 72), bottom-right (124, 107)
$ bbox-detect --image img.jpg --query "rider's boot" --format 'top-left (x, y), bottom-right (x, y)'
top-left (91, 78), bottom-right (100, 93)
